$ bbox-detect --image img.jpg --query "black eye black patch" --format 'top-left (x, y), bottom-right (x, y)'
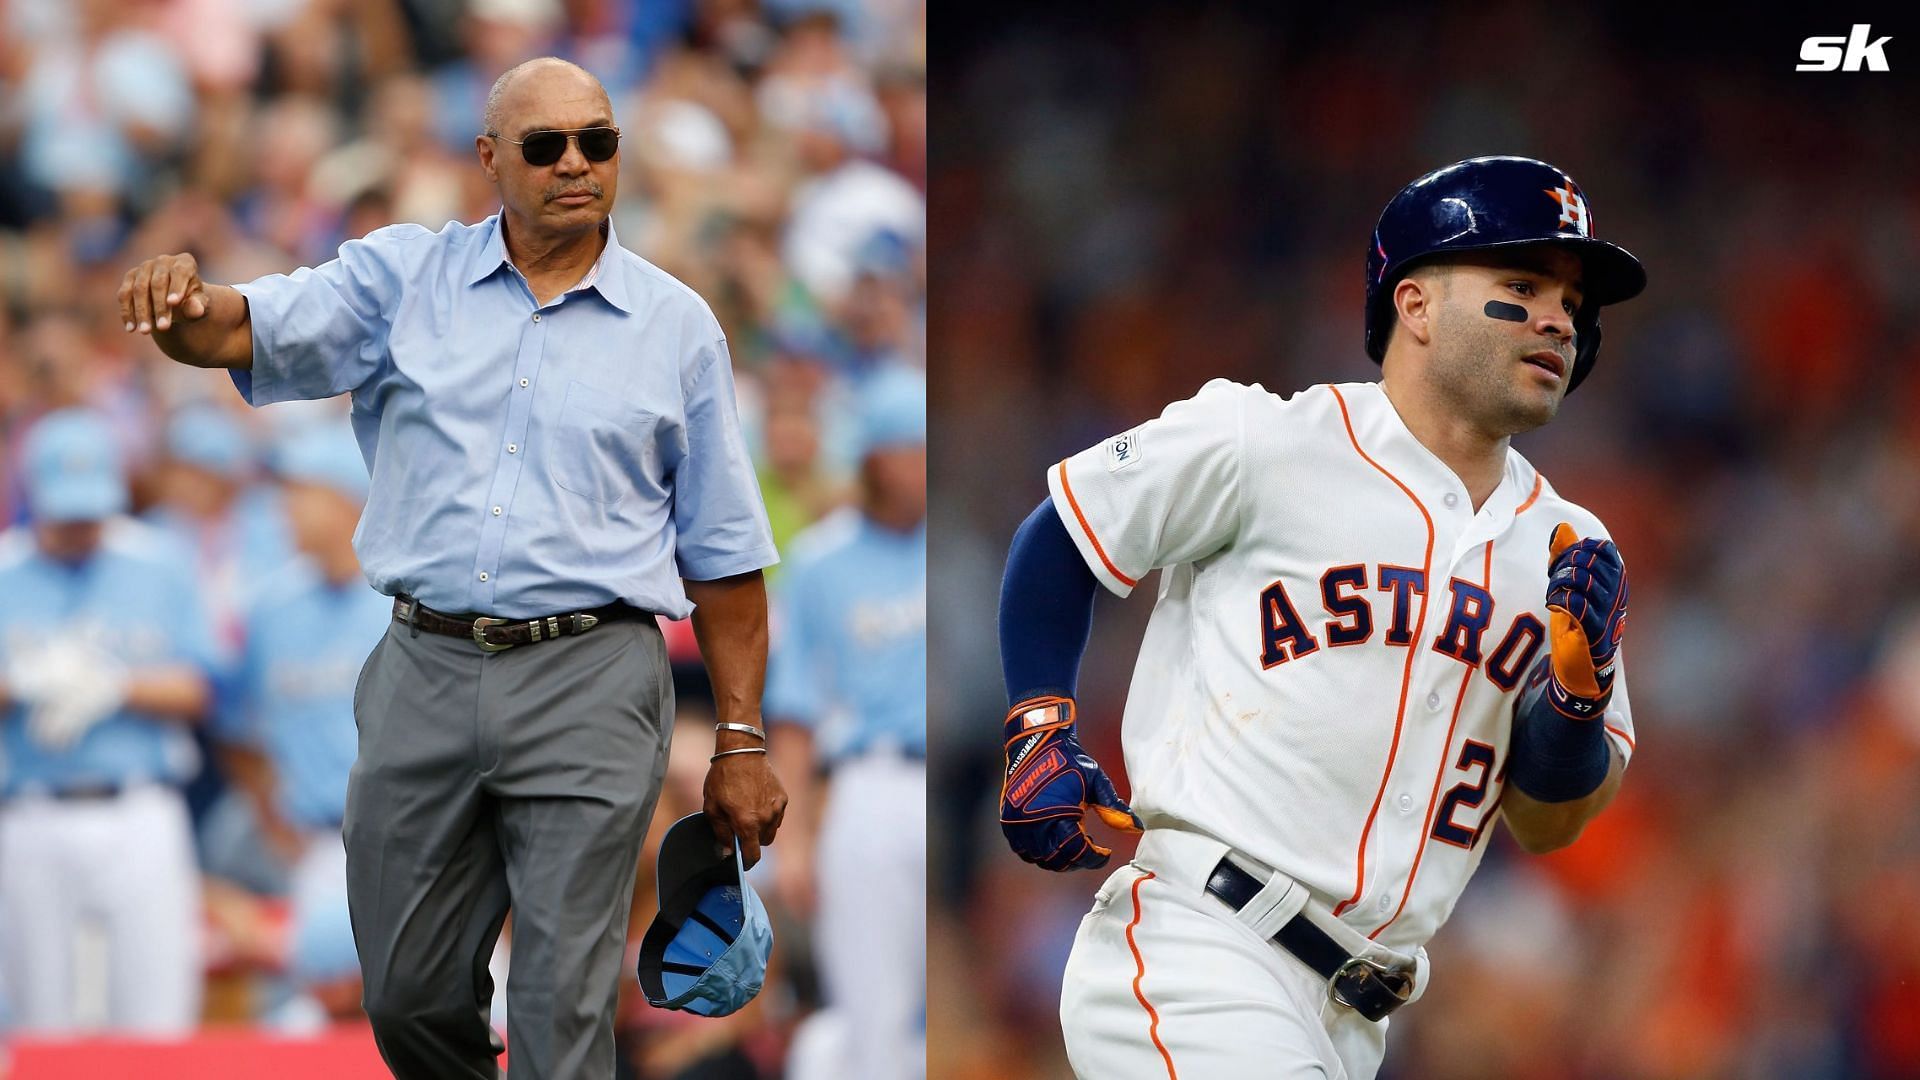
top-left (1483, 300), bottom-right (1529, 322)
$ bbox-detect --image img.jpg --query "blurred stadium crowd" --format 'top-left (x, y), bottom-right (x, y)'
top-left (932, 6), bottom-right (1920, 1080)
top-left (0, 0), bottom-right (923, 1076)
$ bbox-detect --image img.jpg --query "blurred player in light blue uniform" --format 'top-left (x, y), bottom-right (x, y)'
top-left (768, 366), bottom-right (926, 1080)
top-left (144, 403), bottom-right (293, 659)
top-left (216, 424), bottom-right (388, 1024)
top-left (0, 409), bottom-right (217, 1034)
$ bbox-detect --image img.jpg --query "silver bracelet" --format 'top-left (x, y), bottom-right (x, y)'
top-left (710, 746), bottom-right (770, 762)
top-left (714, 722), bottom-right (768, 740)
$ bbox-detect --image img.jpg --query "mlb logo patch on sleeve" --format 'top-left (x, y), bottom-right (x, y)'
top-left (1106, 428), bottom-right (1143, 473)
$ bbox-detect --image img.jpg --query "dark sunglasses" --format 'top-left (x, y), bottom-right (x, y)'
top-left (488, 126), bottom-right (621, 167)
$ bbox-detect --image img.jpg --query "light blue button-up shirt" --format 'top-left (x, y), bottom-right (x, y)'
top-left (765, 509), bottom-right (926, 762)
top-left (230, 215), bottom-right (777, 619)
top-left (0, 522), bottom-right (216, 796)
top-left (217, 566), bottom-right (391, 829)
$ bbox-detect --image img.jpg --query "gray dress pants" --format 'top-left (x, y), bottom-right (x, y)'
top-left (345, 614), bottom-right (673, 1079)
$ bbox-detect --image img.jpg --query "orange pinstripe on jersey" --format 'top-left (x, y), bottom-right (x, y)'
top-left (1125, 871), bottom-right (1178, 1080)
top-left (1370, 538), bottom-right (1495, 940)
top-left (1328, 385), bottom-right (1435, 919)
top-left (1515, 471), bottom-right (1544, 514)
top-left (1055, 461), bottom-right (1140, 589)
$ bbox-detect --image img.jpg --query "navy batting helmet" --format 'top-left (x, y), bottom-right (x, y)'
top-left (1365, 156), bottom-right (1646, 392)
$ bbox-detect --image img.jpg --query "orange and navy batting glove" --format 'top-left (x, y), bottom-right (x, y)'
top-left (1544, 523), bottom-right (1628, 719)
top-left (1001, 696), bottom-right (1144, 872)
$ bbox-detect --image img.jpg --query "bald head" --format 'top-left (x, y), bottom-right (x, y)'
top-left (482, 58), bottom-right (611, 138)
top-left (476, 57), bottom-right (622, 241)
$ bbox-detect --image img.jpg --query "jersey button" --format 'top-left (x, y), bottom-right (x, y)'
top-left (1426, 691), bottom-right (1441, 710)
top-left (1443, 492), bottom-right (1459, 508)
top-left (519, 378), bottom-right (530, 388)
top-left (478, 571), bottom-right (489, 582)
top-left (492, 506), bottom-right (502, 516)
top-left (1398, 794), bottom-right (1413, 814)
top-left (1378, 895), bottom-right (1392, 912)
top-left (507, 443), bottom-right (518, 454)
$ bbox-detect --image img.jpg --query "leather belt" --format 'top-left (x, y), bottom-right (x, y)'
top-left (393, 594), bottom-right (645, 653)
top-left (50, 782), bottom-right (125, 801)
top-left (1205, 857), bottom-right (1414, 1023)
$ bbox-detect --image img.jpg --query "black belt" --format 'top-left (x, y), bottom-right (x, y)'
top-left (1205, 857), bottom-right (1414, 1023)
top-left (50, 782), bottom-right (125, 801)
top-left (394, 594), bottom-right (646, 652)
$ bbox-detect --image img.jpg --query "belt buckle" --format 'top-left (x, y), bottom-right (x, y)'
top-left (1329, 955), bottom-right (1412, 1017)
top-left (471, 616), bottom-right (515, 653)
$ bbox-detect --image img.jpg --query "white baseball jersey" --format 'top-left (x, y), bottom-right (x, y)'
top-left (1048, 379), bottom-right (1634, 952)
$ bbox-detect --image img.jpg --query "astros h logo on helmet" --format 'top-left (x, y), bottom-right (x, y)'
top-left (1545, 185), bottom-right (1590, 236)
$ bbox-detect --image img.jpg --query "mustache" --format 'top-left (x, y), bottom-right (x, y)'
top-left (545, 183), bottom-right (604, 201)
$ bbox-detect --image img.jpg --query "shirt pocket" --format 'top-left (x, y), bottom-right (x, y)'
top-left (549, 380), bottom-right (659, 504)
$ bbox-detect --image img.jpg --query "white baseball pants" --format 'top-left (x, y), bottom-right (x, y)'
top-left (0, 784), bottom-right (203, 1034)
top-left (1060, 828), bottom-right (1427, 1080)
top-left (811, 752), bottom-right (927, 1080)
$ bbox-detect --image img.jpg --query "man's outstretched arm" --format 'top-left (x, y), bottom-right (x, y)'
top-left (119, 253), bottom-right (254, 370)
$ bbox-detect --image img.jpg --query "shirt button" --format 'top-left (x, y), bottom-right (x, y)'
top-left (519, 378), bottom-right (529, 388)
top-left (507, 443), bottom-right (518, 453)
top-left (531, 313), bottom-right (541, 323)
top-left (478, 572), bottom-right (489, 582)
top-left (1378, 895), bottom-right (1392, 912)
top-left (1398, 794), bottom-right (1413, 814)
top-left (1426, 692), bottom-right (1441, 710)
top-left (1443, 492), bottom-right (1459, 508)
top-left (491, 506), bottom-right (502, 516)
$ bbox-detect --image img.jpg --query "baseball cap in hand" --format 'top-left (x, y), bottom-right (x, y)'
top-left (637, 812), bottom-right (774, 1017)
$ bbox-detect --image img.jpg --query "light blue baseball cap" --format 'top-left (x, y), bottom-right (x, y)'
top-left (272, 425), bottom-right (371, 502)
top-left (636, 813), bottom-right (774, 1017)
top-left (854, 365), bottom-right (926, 458)
top-left (21, 409), bottom-right (128, 522)
top-left (166, 404), bottom-right (254, 478)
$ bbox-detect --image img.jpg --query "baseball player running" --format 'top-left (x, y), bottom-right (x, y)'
top-left (996, 157), bottom-right (1643, 1079)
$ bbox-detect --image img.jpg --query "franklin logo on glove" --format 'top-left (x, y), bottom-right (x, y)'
top-left (1000, 696), bottom-right (1144, 872)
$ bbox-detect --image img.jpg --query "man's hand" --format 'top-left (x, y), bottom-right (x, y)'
top-left (119, 253), bottom-right (211, 336)
top-left (116, 253), bottom-right (252, 369)
top-left (1544, 522), bottom-right (1628, 717)
top-left (703, 751), bottom-right (787, 869)
top-left (1001, 696), bottom-right (1143, 872)
top-left (684, 570), bottom-right (782, 866)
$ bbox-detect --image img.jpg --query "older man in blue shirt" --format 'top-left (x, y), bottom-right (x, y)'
top-left (119, 56), bottom-right (786, 1079)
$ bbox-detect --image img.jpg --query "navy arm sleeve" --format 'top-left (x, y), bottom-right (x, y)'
top-left (1506, 668), bottom-right (1612, 803)
top-left (1000, 498), bottom-right (1100, 707)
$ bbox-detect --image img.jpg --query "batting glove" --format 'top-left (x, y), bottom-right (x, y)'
top-left (1544, 522), bottom-right (1628, 718)
top-left (1001, 696), bottom-right (1143, 872)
